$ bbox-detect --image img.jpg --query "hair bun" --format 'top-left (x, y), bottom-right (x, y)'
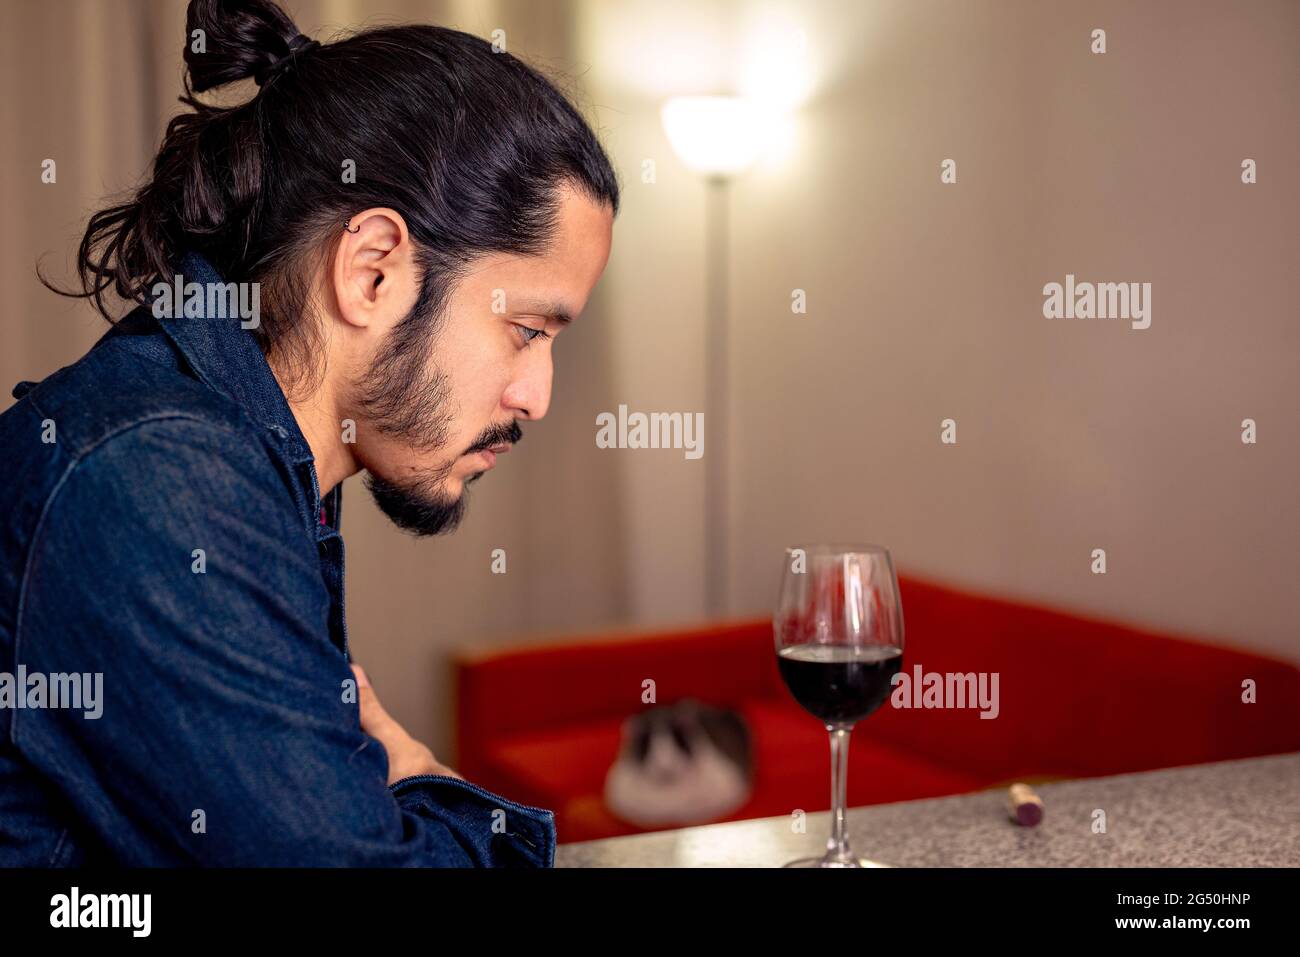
top-left (254, 34), bottom-right (321, 87)
top-left (184, 0), bottom-right (308, 93)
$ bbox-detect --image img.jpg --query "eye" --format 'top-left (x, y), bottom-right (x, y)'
top-left (514, 323), bottom-right (552, 348)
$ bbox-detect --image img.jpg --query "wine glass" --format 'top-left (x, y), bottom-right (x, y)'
top-left (774, 544), bottom-right (905, 867)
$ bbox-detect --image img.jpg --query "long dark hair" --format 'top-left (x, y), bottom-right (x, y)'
top-left (45, 0), bottom-right (620, 395)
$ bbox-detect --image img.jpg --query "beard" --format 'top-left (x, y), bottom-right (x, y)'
top-left (350, 300), bottom-right (520, 537)
top-left (362, 468), bottom-right (472, 537)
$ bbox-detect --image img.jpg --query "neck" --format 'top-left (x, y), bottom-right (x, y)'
top-left (269, 361), bottom-right (358, 497)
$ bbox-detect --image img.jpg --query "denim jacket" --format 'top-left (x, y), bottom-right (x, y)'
top-left (0, 250), bottom-right (556, 866)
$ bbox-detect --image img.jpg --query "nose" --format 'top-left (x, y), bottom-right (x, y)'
top-left (503, 347), bottom-right (553, 421)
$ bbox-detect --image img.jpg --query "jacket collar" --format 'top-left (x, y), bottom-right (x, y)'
top-left (153, 249), bottom-right (341, 533)
top-left (153, 249), bottom-right (314, 467)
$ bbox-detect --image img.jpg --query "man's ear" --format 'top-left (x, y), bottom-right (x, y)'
top-left (331, 208), bottom-right (416, 331)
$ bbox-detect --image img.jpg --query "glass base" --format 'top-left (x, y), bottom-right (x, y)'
top-left (782, 854), bottom-right (891, 868)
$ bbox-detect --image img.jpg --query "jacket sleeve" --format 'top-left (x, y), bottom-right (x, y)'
top-left (13, 416), bottom-right (554, 866)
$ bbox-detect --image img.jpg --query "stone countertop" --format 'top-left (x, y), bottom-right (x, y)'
top-left (555, 752), bottom-right (1300, 867)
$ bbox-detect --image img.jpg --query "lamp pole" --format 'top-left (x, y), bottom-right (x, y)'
top-left (704, 174), bottom-right (729, 618)
top-left (661, 94), bottom-right (770, 620)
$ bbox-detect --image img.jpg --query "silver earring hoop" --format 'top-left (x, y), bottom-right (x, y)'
top-left (343, 218), bottom-right (360, 233)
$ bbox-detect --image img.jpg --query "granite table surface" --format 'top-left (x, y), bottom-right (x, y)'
top-left (555, 752), bottom-right (1300, 867)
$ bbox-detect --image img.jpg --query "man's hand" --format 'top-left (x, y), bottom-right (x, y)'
top-left (351, 664), bottom-right (464, 785)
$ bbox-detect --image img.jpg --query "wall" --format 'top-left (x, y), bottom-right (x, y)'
top-left (581, 0), bottom-right (1300, 662)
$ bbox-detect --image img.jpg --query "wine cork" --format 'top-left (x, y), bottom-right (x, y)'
top-left (1007, 783), bottom-right (1044, 827)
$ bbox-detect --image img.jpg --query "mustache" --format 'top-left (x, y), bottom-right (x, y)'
top-left (465, 420), bottom-right (523, 455)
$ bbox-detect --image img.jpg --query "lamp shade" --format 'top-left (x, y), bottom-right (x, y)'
top-left (660, 95), bottom-right (769, 177)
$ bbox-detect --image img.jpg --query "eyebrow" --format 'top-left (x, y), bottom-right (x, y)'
top-left (513, 298), bottom-right (574, 326)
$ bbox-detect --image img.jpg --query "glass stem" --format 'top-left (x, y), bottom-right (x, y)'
top-left (827, 725), bottom-right (853, 861)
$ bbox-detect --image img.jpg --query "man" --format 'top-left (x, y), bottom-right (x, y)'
top-left (0, 5), bottom-right (617, 866)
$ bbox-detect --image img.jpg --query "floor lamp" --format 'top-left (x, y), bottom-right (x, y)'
top-left (661, 96), bottom-right (768, 618)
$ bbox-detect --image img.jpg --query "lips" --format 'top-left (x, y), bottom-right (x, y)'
top-left (471, 443), bottom-right (511, 470)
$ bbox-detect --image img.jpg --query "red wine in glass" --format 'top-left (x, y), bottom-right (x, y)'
top-left (774, 544), bottom-right (905, 867)
top-left (777, 644), bottom-right (902, 726)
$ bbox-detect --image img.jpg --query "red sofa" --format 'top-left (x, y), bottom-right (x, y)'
top-left (452, 574), bottom-right (1300, 844)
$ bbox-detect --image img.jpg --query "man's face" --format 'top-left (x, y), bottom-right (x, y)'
top-left (348, 185), bottom-right (614, 535)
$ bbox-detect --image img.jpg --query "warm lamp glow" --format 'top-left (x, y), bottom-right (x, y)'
top-left (660, 96), bottom-right (770, 177)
